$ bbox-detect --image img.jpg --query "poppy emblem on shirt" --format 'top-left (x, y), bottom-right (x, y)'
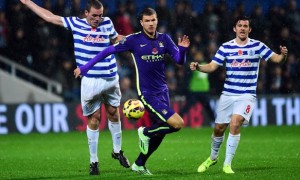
top-left (238, 50), bottom-right (243, 56)
top-left (152, 47), bottom-right (158, 54)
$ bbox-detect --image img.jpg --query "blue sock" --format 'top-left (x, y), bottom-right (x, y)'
top-left (135, 134), bottom-right (165, 166)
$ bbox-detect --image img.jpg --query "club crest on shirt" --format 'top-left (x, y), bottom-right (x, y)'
top-left (159, 41), bottom-right (164, 47)
top-left (99, 27), bottom-right (107, 32)
top-left (248, 49), bottom-right (254, 56)
top-left (119, 37), bottom-right (127, 44)
top-left (152, 47), bottom-right (158, 54)
top-left (162, 109), bottom-right (168, 115)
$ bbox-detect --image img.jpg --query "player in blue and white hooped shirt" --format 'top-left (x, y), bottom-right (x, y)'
top-left (20, 0), bottom-right (130, 175)
top-left (190, 16), bottom-right (288, 174)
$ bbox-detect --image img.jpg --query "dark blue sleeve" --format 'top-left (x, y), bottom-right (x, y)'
top-left (79, 37), bottom-right (132, 75)
top-left (79, 46), bottom-right (117, 75)
top-left (164, 34), bottom-right (187, 65)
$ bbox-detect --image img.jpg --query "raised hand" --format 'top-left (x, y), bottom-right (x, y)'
top-left (280, 45), bottom-right (288, 56)
top-left (73, 67), bottom-right (82, 78)
top-left (178, 35), bottom-right (190, 48)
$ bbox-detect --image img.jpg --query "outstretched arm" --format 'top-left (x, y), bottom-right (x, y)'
top-left (74, 46), bottom-right (117, 78)
top-left (269, 45), bottom-right (288, 63)
top-left (20, 0), bottom-right (63, 26)
top-left (190, 61), bottom-right (219, 73)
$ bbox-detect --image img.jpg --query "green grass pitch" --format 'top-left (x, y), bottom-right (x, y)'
top-left (0, 125), bottom-right (299, 180)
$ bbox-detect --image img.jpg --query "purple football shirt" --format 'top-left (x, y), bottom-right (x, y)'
top-left (80, 31), bottom-right (187, 95)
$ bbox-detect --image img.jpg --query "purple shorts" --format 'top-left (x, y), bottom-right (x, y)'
top-left (140, 90), bottom-right (175, 123)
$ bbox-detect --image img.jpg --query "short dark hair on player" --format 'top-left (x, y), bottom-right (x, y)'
top-left (139, 8), bottom-right (157, 20)
top-left (233, 16), bottom-right (252, 27)
top-left (86, 0), bottom-right (103, 12)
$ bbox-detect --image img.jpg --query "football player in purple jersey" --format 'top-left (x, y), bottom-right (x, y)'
top-left (74, 7), bottom-right (190, 175)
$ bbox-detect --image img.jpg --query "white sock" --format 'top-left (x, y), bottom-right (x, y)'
top-left (210, 134), bottom-right (225, 160)
top-left (86, 125), bottom-right (99, 163)
top-left (224, 133), bottom-right (240, 166)
top-left (108, 120), bottom-right (122, 153)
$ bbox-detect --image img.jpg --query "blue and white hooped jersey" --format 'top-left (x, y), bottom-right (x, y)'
top-left (212, 38), bottom-right (274, 96)
top-left (62, 16), bottom-right (118, 78)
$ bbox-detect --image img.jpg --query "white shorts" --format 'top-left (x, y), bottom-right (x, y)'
top-left (80, 75), bottom-right (121, 116)
top-left (215, 94), bottom-right (256, 125)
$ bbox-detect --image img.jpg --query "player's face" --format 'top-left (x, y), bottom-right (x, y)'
top-left (85, 7), bottom-right (104, 28)
top-left (140, 14), bottom-right (158, 37)
top-left (233, 20), bottom-right (251, 41)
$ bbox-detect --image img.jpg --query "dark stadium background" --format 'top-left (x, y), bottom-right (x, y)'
top-left (0, 2), bottom-right (299, 179)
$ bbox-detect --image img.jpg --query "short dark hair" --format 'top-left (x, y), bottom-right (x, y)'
top-left (233, 16), bottom-right (252, 27)
top-left (139, 8), bottom-right (157, 20)
top-left (85, 0), bottom-right (103, 12)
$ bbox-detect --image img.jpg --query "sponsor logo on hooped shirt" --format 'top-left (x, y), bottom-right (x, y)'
top-left (231, 59), bottom-right (251, 68)
top-left (83, 34), bottom-right (105, 44)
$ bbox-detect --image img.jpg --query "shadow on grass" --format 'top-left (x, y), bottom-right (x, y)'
top-left (236, 166), bottom-right (277, 173)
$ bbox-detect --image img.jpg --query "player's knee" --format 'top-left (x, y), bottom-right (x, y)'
top-left (178, 119), bottom-right (184, 129)
top-left (173, 119), bottom-right (184, 130)
top-left (230, 118), bottom-right (243, 133)
top-left (215, 125), bottom-right (225, 132)
top-left (106, 107), bottom-right (119, 122)
top-left (229, 124), bottom-right (241, 134)
top-left (88, 117), bottom-right (100, 129)
top-left (88, 111), bottom-right (101, 128)
top-left (168, 114), bottom-right (184, 130)
top-left (214, 124), bottom-right (227, 136)
top-left (107, 112), bottom-right (119, 122)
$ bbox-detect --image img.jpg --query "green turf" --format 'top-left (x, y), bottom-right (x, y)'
top-left (0, 125), bottom-right (299, 180)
